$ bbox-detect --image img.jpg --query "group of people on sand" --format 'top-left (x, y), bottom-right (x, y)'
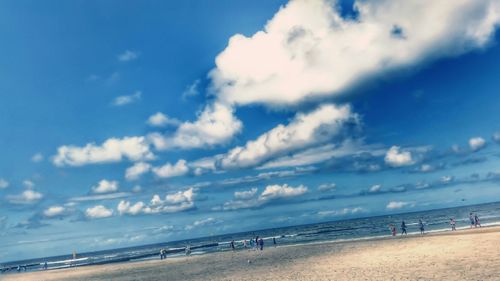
top-left (159, 248), bottom-right (168, 259)
top-left (252, 236), bottom-right (265, 251)
top-left (389, 219), bottom-right (426, 236)
top-left (469, 212), bottom-right (482, 228)
top-left (241, 236), bottom-right (273, 251)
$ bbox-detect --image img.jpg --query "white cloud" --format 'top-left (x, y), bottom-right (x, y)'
top-left (140, 0), bottom-right (500, 154)
top-left (148, 102), bottom-right (242, 150)
top-left (223, 184), bottom-right (307, 211)
top-left (419, 164), bottom-right (433, 172)
top-left (185, 217), bottom-right (220, 230)
top-left (385, 146), bottom-right (414, 167)
top-left (318, 183), bottom-right (336, 192)
top-left (7, 190), bottom-right (43, 204)
top-left (415, 181), bottom-right (430, 189)
top-left (85, 205), bottom-right (113, 219)
top-left (369, 184), bottom-right (381, 193)
top-left (386, 201), bottom-right (413, 210)
top-left (164, 188), bottom-right (195, 205)
top-left (147, 112), bottom-right (180, 127)
top-left (493, 132), bottom-right (500, 143)
top-left (318, 207), bottom-right (365, 217)
top-left (23, 180), bottom-right (35, 189)
top-left (234, 188), bottom-right (258, 200)
top-left (92, 180), bottom-right (119, 194)
top-left (469, 137), bottom-right (486, 151)
top-left (182, 79), bottom-right (201, 99)
top-left (441, 175), bottom-right (454, 184)
top-left (112, 91), bottom-right (142, 106)
top-left (117, 188), bottom-right (197, 216)
top-left (117, 201), bottom-right (146, 216)
top-left (31, 153), bottom-right (44, 163)
top-left (152, 159), bottom-right (189, 178)
top-left (260, 184), bottom-right (308, 200)
top-left (53, 136), bottom-right (154, 167)
top-left (125, 162), bottom-right (152, 181)
top-left (43, 206), bottom-right (66, 218)
top-left (220, 104), bottom-right (356, 169)
top-left (210, 0), bottom-right (500, 107)
top-left (0, 179), bottom-right (9, 189)
top-left (118, 50), bottom-right (139, 62)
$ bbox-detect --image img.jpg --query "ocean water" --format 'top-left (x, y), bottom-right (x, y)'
top-left (2, 201), bottom-right (500, 274)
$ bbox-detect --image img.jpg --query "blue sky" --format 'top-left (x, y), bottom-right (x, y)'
top-left (1, 0), bottom-right (500, 262)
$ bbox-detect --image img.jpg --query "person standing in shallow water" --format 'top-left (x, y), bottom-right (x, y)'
top-left (450, 218), bottom-right (456, 231)
top-left (401, 221), bottom-right (407, 235)
top-left (474, 214), bottom-right (481, 227)
top-left (469, 213), bottom-right (475, 228)
top-left (419, 219), bottom-right (425, 234)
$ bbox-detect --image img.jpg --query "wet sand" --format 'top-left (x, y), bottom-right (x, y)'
top-left (4, 226), bottom-right (500, 281)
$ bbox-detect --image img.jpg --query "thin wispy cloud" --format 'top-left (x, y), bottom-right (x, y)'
top-left (182, 79), bottom-right (200, 99)
top-left (112, 91), bottom-right (142, 107)
top-left (117, 50), bottom-right (139, 62)
top-left (0, 179), bottom-right (9, 189)
top-left (31, 153), bottom-right (44, 163)
top-left (69, 192), bottom-right (131, 202)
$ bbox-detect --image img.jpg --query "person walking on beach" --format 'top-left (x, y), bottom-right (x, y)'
top-left (474, 214), bottom-right (481, 227)
top-left (469, 213), bottom-right (475, 228)
top-left (450, 218), bottom-right (456, 231)
top-left (243, 240), bottom-right (248, 249)
top-left (230, 240), bottom-right (235, 251)
top-left (401, 221), bottom-right (407, 235)
top-left (185, 245), bottom-right (191, 256)
top-left (273, 237), bottom-right (277, 247)
top-left (44, 261), bottom-right (48, 270)
top-left (259, 238), bottom-right (264, 251)
top-left (249, 238), bottom-right (254, 250)
top-left (419, 219), bottom-right (425, 234)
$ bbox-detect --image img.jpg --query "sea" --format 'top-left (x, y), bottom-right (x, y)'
top-left (2, 201), bottom-right (500, 274)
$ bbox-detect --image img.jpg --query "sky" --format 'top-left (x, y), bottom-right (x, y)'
top-left (1, 0), bottom-right (500, 262)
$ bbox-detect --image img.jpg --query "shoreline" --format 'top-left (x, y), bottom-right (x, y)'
top-left (4, 225), bottom-right (500, 281)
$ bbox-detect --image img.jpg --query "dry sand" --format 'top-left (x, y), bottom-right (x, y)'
top-left (3, 226), bottom-right (500, 281)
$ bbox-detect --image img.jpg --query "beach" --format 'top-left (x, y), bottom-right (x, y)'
top-left (4, 226), bottom-right (499, 281)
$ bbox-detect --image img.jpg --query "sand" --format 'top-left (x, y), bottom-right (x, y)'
top-left (3, 226), bottom-right (500, 281)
